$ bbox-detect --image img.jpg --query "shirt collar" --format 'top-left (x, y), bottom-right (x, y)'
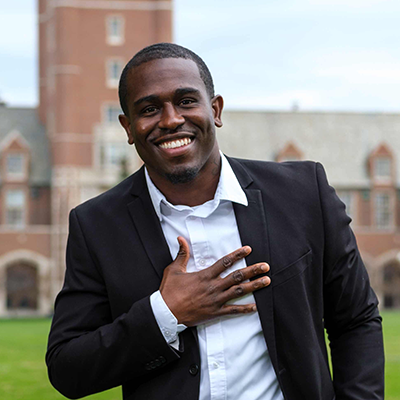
top-left (145, 152), bottom-right (248, 222)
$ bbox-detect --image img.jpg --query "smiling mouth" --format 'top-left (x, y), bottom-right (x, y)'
top-left (158, 137), bottom-right (192, 149)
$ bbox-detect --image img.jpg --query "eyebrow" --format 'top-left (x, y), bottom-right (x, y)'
top-left (134, 94), bottom-right (158, 107)
top-left (175, 87), bottom-right (200, 97)
top-left (133, 87), bottom-right (201, 107)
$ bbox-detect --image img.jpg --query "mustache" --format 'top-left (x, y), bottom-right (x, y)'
top-left (158, 126), bottom-right (196, 135)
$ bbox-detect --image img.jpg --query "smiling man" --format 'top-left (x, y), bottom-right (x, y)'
top-left (46, 43), bottom-right (384, 400)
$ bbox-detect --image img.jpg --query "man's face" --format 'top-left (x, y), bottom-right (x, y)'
top-left (119, 58), bottom-right (223, 185)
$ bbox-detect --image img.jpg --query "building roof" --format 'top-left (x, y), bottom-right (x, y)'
top-left (219, 110), bottom-right (400, 188)
top-left (0, 105), bottom-right (51, 185)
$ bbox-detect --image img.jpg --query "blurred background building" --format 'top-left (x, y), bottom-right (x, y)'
top-left (0, 0), bottom-right (399, 316)
top-left (0, 0), bottom-right (172, 316)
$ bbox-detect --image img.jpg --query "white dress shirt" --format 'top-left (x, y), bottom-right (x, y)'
top-left (147, 153), bottom-right (283, 400)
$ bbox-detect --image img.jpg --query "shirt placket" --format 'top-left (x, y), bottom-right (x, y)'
top-left (186, 214), bottom-right (227, 400)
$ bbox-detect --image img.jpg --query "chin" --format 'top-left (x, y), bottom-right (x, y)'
top-left (165, 166), bottom-right (200, 184)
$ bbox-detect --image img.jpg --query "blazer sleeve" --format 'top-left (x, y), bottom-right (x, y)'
top-left (46, 209), bottom-right (180, 399)
top-left (317, 163), bottom-right (384, 400)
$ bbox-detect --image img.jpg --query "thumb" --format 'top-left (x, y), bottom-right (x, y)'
top-left (174, 236), bottom-right (190, 272)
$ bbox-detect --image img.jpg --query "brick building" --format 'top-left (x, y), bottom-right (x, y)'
top-left (0, 0), bottom-right (399, 317)
top-left (0, 105), bottom-right (51, 315)
top-left (0, 0), bottom-right (172, 317)
top-left (218, 111), bottom-right (400, 309)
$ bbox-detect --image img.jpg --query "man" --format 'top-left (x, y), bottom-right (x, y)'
top-left (46, 43), bottom-right (384, 400)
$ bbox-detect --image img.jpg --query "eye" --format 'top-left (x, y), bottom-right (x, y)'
top-left (179, 98), bottom-right (196, 106)
top-left (142, 105), bottom-right (158, 114)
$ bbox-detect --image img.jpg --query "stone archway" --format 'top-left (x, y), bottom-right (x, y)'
top-left (382, 261), bottom-right (400, 308)
top-left (6, 262), bottom-right (38, 310)
top-left (0, 250), bottom-right (51, 316)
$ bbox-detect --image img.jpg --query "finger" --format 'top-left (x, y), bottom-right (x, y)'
top-left (173, 236), bottom-right (190, 272)
top-left (217, 303), bottom-right (258, 317)
top-left (218, 276), bottom-right (271, 303)
top-left (207, 246), bottom-right (252, 278)
top-left (220, 263), bottom-right (270, 290)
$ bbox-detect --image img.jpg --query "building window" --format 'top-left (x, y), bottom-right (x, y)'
top-left (106, 16), bottom-right (124, 46)
top-left (375, 192), bottom-right (392, 229)
top-left (104, 104), bottom-right (122, 124)
top-left (107, 59), bottom-right (123, 88)
top-left (101, 143), bottom-right (126, 166)
top-left (5, 190), bottom-right (26, 228)
top-left (6, 263), bottom-right (38, 310)
top-left (6, 153), bottom-right (26, 180)
top-left (338, 191), bottom-right (353, 219)
top-left (375, 157), bottom-right (391, 179)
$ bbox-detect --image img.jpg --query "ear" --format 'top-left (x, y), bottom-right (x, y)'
top-left (211, 95), bottom-right (224, 128)
top-left (119, 114), bottom-right (134, 145)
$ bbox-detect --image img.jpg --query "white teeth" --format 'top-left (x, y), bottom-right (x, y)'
top-left (159, 138), bottom-right (192, 149)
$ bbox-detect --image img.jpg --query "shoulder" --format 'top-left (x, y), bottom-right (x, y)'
top-left (226, 156), bottom-right (321, 187)
top-left (73, 167), bottom-right (145, 220)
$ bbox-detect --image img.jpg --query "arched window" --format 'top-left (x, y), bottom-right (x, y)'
top-left (6, 263), bottom-right (38, 310)
top-left (382, 261), bottom-right (400, 309)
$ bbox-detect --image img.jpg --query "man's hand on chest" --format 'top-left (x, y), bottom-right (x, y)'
top-left (159, 236), bottom-right (271, 326)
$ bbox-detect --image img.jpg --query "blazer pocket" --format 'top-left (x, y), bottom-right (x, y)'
top-left (272, 249), bottom-right (312, 288)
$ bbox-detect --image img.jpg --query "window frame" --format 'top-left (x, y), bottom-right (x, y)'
top-left (106, 15), bottom-right (125, 46)
top-left (5, 153), bottom-right (27, 181)
top-left (374, 191), bottom-right (393, 229)
top-left (103, 103), bottom-right (123, 124)
top-left (106, 58), bottom-right (124, 88)
top-left (5, 189), bottom-right (26, 228)
top-left (374, 156), bottom-right (391, 179)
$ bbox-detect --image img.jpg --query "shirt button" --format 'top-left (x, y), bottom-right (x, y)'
top-left (212, 361), bottom-right (219, 369)
top-left (164, 330), bottom-right (171, 337)
top-left (189, 363), bottom-right (199, 376)
top-left (154, 359), bottom-right (162, 367)
top-left (199, 259), bottom-right (206, 266)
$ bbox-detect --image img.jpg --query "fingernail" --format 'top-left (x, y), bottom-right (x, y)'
top-left (252, 305), bottom-right (257, 312)
top-left (261, 263), bottom-right (268, 272)
top-left (263, 277), bottom-right (270, 285)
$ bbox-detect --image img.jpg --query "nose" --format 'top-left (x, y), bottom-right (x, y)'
top-left (158, 103), bottom-right (185, 130)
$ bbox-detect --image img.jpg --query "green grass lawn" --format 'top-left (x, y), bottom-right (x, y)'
top-left (0, 319), bottom-right (120, 400)
top-left (383, 311), bottom-right (400, 400)
top-left (0, 312), bottom-right (399, 400)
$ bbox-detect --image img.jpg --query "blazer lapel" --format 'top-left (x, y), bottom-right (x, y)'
top-left (229, 158), bottom-right (279, 371)
top-left (127, 168), bottom-right (200, 347)
top-left (127, 168), bottom-right (172, 280)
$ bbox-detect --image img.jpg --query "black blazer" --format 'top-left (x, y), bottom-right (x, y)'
top-left (46, 157), bottom-right (384, 400)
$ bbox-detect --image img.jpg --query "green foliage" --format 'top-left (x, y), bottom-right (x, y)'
top-left (0, 313), bottom-right (399, 399)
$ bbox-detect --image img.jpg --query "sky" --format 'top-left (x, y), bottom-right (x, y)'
top-left (1, 0), bottom-right (400, 111)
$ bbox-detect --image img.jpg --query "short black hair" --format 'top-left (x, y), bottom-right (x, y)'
top-left (118, 43), bottom-right (215, 116)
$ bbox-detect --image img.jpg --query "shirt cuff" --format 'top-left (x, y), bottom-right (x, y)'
top-left (150, 290), bottom-right (187, 347)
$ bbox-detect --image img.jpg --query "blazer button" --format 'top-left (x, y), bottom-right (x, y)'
top-left (189, 364), bottom-right (199, 376)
